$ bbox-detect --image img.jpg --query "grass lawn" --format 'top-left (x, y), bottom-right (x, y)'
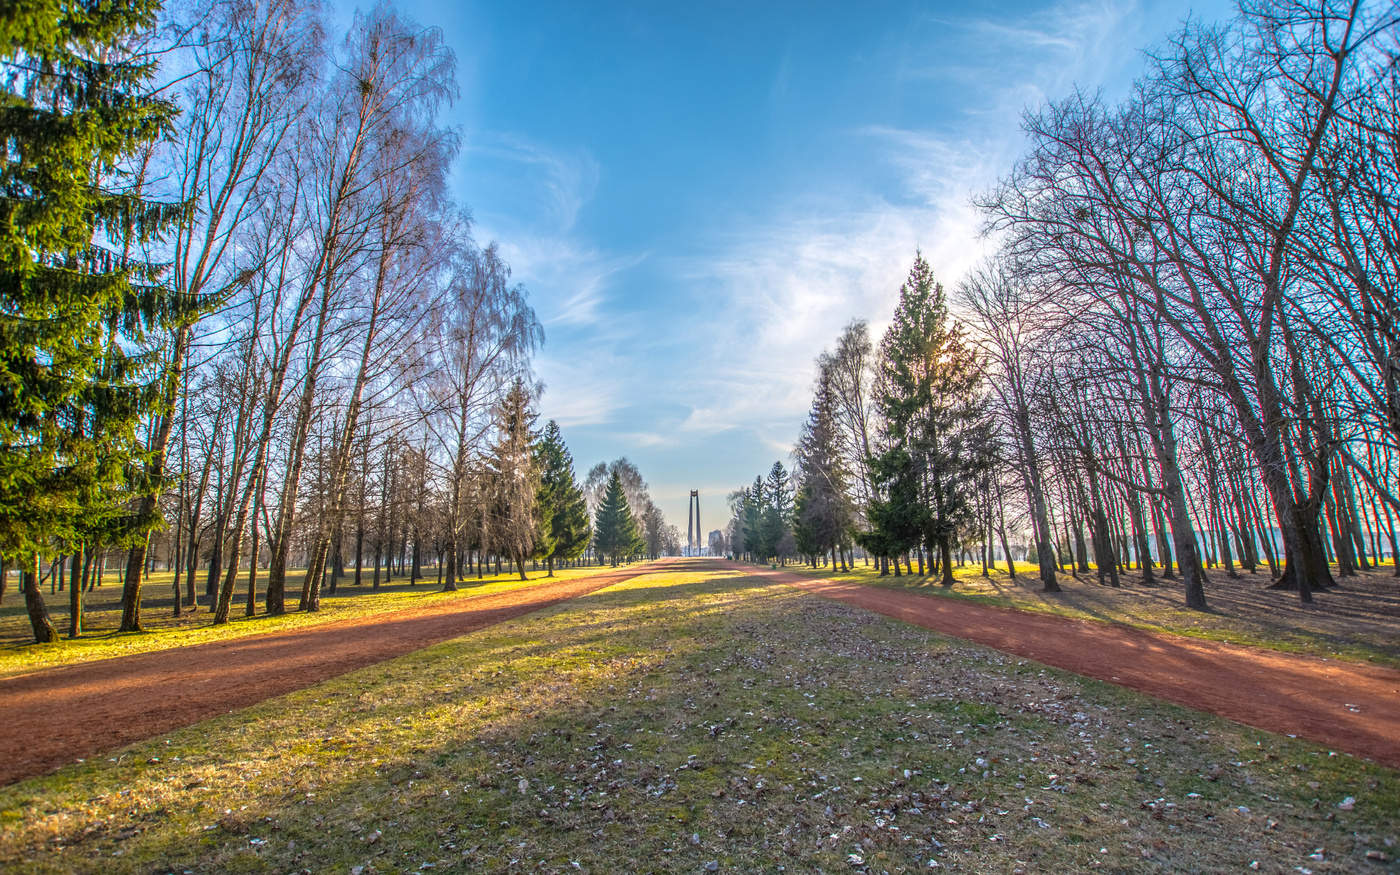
top-left (0, 562), bottom-right (620, 679)
top-left (1, 563), bottom-right (1395, 873)
top-left (779, 559), bottom-right (1400, 669)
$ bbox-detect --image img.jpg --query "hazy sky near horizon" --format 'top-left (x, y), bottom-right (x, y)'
top-left (347, 0), bottom-right (1230, 534)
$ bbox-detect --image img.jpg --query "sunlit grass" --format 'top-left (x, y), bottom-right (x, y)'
top-left (1, 562), bottom-right (1395, 873)
top-left (777, 557), bottom-right (1400, 668)
top-left (0, 562), bottom-right (626, 678)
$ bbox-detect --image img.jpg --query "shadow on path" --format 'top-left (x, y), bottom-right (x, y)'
top-left (722, 559), bottom-right (1400, 770)
top-left (0, 564), bottom-right (662, 786)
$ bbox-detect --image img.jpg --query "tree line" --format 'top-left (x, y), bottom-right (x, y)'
top-left (731, 0), bottom-right (1400, 611)
top-left (1, 0), bottom-right (669, 644)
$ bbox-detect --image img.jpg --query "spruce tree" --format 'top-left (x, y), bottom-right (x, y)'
top-left (593, 470), bottom-right (641, 566)
top-left (488, 380), bottom-right (541, 580)
top-left (862, 446), bottom-right (924, 574)
top-left (1, 0), bottom-right (191, 641)
top-left (534, 420), bottom-right (590, 575)
top-left (760, 461), bottom-right (794, 564)
top-left (738, 477), bottom-right (761, 560)
top-left (873, 252), bottom-right (988, 585)
top-left (794, 371), bottom-right (853, 568)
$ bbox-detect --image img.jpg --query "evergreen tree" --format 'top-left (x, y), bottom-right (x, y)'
top-left (725, 486), bottom-right (758, 560)
top-left (742, 477), bottom-right (764, 560)
top-left (593, 470), bottom-right (642, 565)
top-left (760, 461), bottom-right (794, 564)
top-left (874, 252), bottom-right (989, 585)
top-left (794, 370), bottom-right (853, 568)
top-left (534, 419), bottom-right (590, 575)
top-left (487, 379), bottom-right (540, 580)
top-left (861, 446), bottom-right (924, 574)
top-left (1, 0), bottom-right (194, 641)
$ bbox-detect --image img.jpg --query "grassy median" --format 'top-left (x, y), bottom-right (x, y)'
top-left (1, 563), bottom-right (1395, 873)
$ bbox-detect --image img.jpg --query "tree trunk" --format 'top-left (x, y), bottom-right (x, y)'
top-left (205, 519), bottom-right (224, 603)
top-left (245, 516), bottom-right (260, 617)
top-left (1012, 398), bottom-right (1058, 591)
top-left (23, 554), bottom-right (58, 644)
top-left (443, 543), bottom-right (457, 592)
top-left (68, 544), bottom-right (83, 638)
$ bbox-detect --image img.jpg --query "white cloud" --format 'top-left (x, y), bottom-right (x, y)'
top-left (463, 135), bottom-right (649, 431)
top-left (465, 133), bottom-right (600, 232)
top-left (909, 0), bottom-right (1144, 102)
top-left (661, 0), bottom-right (1150, 456)
top-left (534, 349), bottom-right (627, 428)
top-left (614, 430), bottom-right (671, 448)
top-left (494, 233), bottom-right (645, 329)
top-left (670, 180), bottom-right (997, 452)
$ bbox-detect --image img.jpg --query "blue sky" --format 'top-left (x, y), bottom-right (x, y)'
top-left (375, 0), bottom-right (1229, 534)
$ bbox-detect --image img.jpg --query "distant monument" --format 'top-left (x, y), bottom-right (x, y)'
top-left (686, 490), bottom-right (708, 556)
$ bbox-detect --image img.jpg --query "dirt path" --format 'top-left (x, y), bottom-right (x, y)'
top-left (0, 565), bottom-right (656, 786)
top-left (736, 562), bottom-right (1400, 770)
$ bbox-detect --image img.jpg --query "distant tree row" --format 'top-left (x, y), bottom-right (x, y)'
top-left (0, 0), bottom-right (661, 644)
top-left (727, 462), bottom-right (797, 565)
top-left (584, 458), bottom-right (680, 564)
top-left (734, 0), bottom-right (1400, 612)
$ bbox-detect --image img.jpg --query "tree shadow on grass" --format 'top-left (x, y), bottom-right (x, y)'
top-left (6, 565), bottom-right (1399, 874)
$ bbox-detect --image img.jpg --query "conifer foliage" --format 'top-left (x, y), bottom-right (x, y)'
top-left (1, 0), bottom-right (196, 641)
top-left (731, 252), bottom-right (991, 581)
top-left (487, 380), bottom-right (541, 580)
top-left (534, 419), bottom-right (591, 575)
top-left (592, 470), bottom-right (643, 566)
top-left (871, 252), bottom-right (989, 585)
top-left (794, 366), bottom-right (855, 570)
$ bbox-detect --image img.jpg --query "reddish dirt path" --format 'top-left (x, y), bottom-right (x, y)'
top-left (0, 565), bottom-right (656, 786)
top-left (735, 562), bottom-right (1400, 770)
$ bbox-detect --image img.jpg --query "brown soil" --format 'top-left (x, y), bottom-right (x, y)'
top-left (739, 561), bottom-right (1400, 770)
top-left (0, 565), bottom-right (654, 786)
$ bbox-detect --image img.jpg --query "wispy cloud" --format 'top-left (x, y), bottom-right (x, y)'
top-left (907, 0), bottom-right (1144, 99)
top-left (534, 347), bottom-right (628, 429)
top-left (465, 133), bottom-right (600, 232)
top-left (464, 135), bottom-right (648, 431)
top-left (671, 188), bottom-right (993, 451)
top-left (614, 430), bottom-right (671, 448)
top-left (494, 233), bottom-right (646, 329)
top-left (662, 0), bottom-right (1149, 458)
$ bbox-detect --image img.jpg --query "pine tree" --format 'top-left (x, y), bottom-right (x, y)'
top-left (534, 420), bottom-right (590, 575)
top-left (1, 0), bottom-right (194, 641)
top-left (593, 470), bottom-right (642, 566)
top-left (872, 252), bottom-right (988, 584)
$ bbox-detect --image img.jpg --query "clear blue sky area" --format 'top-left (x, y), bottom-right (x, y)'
top-left (363, 0), bottom-right (1230, 531)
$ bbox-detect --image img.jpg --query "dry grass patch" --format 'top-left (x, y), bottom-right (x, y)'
top-left (0, 565), bottom-right (1395, 873)
top-left (782, 560), bottom-right (1400, 668)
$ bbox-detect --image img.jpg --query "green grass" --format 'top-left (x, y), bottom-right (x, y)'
top-left (1, 562), bottom-right (1395, 873)
top-left (778, 558), bottom-right (1400, 669)
top-left (0, 562), bottom-right (623, 679)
